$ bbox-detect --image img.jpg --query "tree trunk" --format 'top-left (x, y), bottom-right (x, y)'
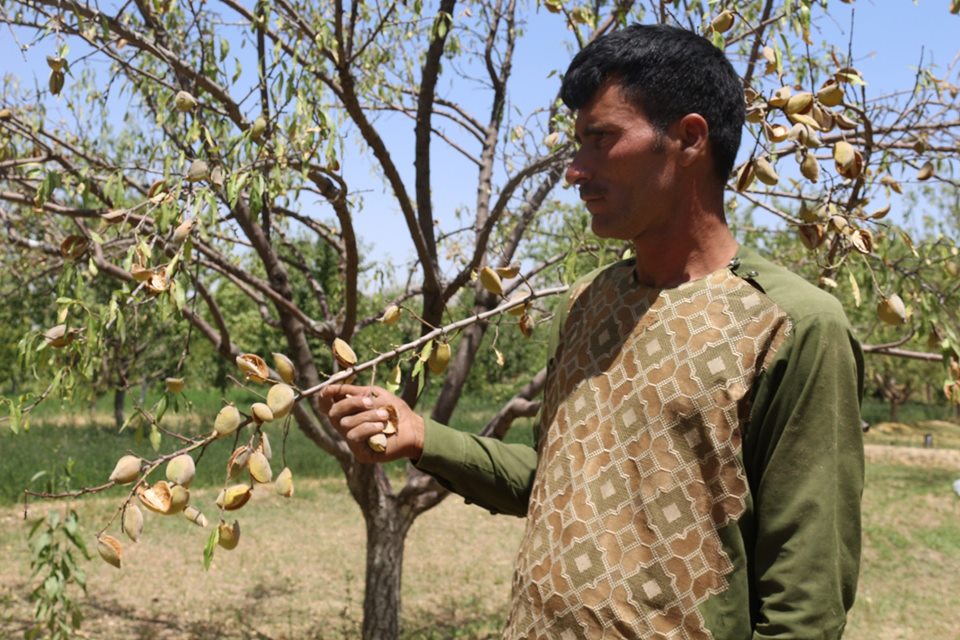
top-left (361, 499), bottom-right (413, 640)
top-left (889, 399), bottom-right (899, 422)
top-left (113, 386), bottom-right (126, 430)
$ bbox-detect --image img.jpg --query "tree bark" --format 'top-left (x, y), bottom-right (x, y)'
top-left (113, 386), bottom-right (126, 430)
top-left (361, 497), bottom-right (414, 640)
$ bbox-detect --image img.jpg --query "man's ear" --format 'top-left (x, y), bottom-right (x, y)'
top-left (674, 113), bottom-right (710, 168)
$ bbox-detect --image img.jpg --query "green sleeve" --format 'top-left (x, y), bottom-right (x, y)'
top-left (744, 310), bottom-right (865, 640)
top-left (414, 418), bottom-right (538, 516)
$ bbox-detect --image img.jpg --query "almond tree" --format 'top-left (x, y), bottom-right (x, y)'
top-left (1, 1), bottom-right (959, 638)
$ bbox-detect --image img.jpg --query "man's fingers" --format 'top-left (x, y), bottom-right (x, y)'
top-left (321, 383), bottom-right (371, 401)
top-left (328, 394), bottom-right (377, 421)
top-left (343, 421), bottom-right (386, 445)
top-left (339, 408), bottom-right (391, 430)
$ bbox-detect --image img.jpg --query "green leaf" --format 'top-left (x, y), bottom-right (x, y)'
top-left (64, 512), bottom-right (77, 536)
top-left (419, 340), bottom-right (433, 362)
top-left (154, 395), bottom-right (169, 422)
top-left (44, 575), bottom-right (61, 598)
top-left (230, 172), bottom-right (249, 208)
top-left (172, 280), bottom-right (187, 311)
top-left (119, 410), bottom-right (136, 433)
top-left (385, 366), bottom-right (401, 395)
top-left (74, 569), bottom-right (86, 590)
top-left (166, 253), bottom-right (180, 278)
top-left (411, 357), bottom-right (425, 397)
top-left (34, 532), bottom-right (53, 554)
top-left (249, 174), bottom-right (264, 217)
top-left (203, 527), bottom-right (220, 570)
top-left (5, 399), bottom-right (21, 434)
top-left (149, 424), bottom-right (161, 451)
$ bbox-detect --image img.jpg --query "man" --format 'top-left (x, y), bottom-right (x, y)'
top-left (324, 24), bottom-right (864, 639)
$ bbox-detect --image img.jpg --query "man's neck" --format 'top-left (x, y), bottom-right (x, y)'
top-left (632, 209), bottom-right (738, 289)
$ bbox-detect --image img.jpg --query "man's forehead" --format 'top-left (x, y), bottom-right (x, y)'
top-left (574, 83), bottom-right (646, 127)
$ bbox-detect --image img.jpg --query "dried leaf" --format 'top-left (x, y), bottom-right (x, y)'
top-left (848, 272), bottom-right (861, 308)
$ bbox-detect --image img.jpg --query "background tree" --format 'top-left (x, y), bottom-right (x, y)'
top-left (1, 1), bottom-right (959, 638)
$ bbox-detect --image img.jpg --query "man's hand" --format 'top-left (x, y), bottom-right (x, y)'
top-left (321, 384), bottom-right (425, 464)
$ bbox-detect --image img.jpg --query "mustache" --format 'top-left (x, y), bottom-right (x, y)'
top-left (578, 184), bottom-right (605, 199)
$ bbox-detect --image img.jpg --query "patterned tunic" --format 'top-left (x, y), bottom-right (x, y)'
top-left (417, 247), bottom-right (864, 639)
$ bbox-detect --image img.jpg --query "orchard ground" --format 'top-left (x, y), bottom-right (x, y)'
top-left (0, 397), bottom-right (958, 639)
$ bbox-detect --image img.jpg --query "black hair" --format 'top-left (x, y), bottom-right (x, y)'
top-left (560, 24), bottom-right (745, 182)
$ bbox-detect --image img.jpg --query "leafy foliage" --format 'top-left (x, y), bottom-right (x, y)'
top-left (26, 509), bottom-right (91, 640)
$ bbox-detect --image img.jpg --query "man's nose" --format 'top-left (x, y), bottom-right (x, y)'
top-left (565, 151), bottom-right (591, 186)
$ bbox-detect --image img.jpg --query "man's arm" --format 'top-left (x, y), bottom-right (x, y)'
top-left (743, 311), bottom-right (865, 640)
top-left (322, 384), bottom-right (538, 516)
top-left (414, 418), bottom-right (537, 516)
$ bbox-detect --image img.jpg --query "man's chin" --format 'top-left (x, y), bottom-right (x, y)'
top-left (589, 212), bottom-right (614, 238)
top-left (590, 216), bottom-right (634, 242)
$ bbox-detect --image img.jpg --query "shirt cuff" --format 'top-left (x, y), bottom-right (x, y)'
top-left (412, 416), bottom-right (467, 477)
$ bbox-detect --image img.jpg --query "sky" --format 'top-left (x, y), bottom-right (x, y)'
top-left (1, 1), bottom-right (958, 278)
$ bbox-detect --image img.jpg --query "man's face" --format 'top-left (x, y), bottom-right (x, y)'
top-left (566, 81), bottom-right (680, 242)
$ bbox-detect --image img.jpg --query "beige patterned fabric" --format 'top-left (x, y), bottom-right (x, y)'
top-left (502, 262), bottom-right (791, 639)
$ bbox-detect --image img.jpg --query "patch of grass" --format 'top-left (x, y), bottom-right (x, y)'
top-left (845, 463), bottom-right (960, 640)
top-left (860, 397), bottom-right (958, 427)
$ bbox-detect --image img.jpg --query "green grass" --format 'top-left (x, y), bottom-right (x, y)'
top-left (847, 463), bottom-right (960, 639)
top-left (860, 396), bottom-right (959, 426)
